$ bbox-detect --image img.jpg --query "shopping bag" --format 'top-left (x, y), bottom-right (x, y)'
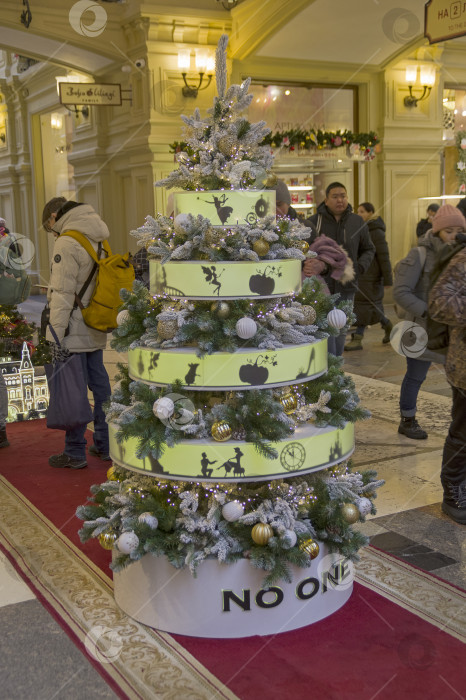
top-left (44, 326), bottom-right (93, 430)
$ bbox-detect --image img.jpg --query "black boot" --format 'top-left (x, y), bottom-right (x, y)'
top-left (398, 416), bottom-right (428, 440)
top-left (382, 321), bottom-right (393, 344)
top-left (0, 427), bottom-right (9, 448)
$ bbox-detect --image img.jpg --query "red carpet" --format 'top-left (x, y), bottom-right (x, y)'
top-left (1, 419), bottom-right (465, 700)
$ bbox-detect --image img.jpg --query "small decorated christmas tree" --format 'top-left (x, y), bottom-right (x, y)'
top-left (77, 36), bottom-right (382, 637)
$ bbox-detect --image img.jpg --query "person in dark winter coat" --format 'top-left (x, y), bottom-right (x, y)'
top-left (345, 202), bottom-right (393, 350)
top-left (456, 197), bottom-right (466, 218)
top-left (307, 182), bottom-right (375, 356)
top-left (416, 203), bottom-right (439, 239)
top-left (428, 246), bottom-right (466, 524)
top-left (393, 204), bottom-right (465, 440)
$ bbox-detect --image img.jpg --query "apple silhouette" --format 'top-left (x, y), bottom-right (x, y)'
top-left (249, 273), bottom-right (275, 295)
top-left (239, 358), bottom-right (269, 385)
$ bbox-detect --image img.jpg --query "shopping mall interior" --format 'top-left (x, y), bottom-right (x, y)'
top-left (0, 2), bottom-right (465, 698)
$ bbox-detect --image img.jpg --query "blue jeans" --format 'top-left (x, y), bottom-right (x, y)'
top-left (399, 357), bottom-right (431, 417)
top-left (65, 350), bottom-right (111, 459)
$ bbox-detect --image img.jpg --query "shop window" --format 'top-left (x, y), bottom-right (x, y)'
top-left (39, 108), bottom-right (76, 204)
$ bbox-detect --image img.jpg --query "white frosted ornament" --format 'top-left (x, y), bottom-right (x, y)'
top-left (138, 512), bottom-right (159, 529)
top-left (222, 501), bottom-right (244, 522)
top-left (282, 529), bottom-right (297, 548)
top-left (356, 497), bottom-right (372, 517)
top-left (174, 213), bottom-right (190, 234)
top-left (235, 317), bottom-right (257, 340)
top-left (153, 396), bottom-right (175, 421)
top-left (116, 310), bottom-right (130, 325)
top-left (327, 308), bottom-right (347, 329)
top-left (116, 531), bottom-right (139, 554)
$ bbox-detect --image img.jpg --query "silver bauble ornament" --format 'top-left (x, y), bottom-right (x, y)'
top-left (327, 308), bottom-right (347, 329)
top-left (222, 501), bottom-right (244, 522)
top-left (235, 317), bottom-right (257, 339)
top-left (153, 396), bottom-right (175, 421)
top-left (116, 531), bottom-right (140, 554)
top-left (138, 512), bottom-right (159, 529)
top-left (116, 310), bottom-right (130, 325)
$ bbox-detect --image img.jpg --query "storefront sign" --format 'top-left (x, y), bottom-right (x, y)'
top-left (59, 83), bottom-right (122, 106)
top-left (425, 0), bottom-right (466, 43)
top-left (113, 550), bottom-right (353, 637)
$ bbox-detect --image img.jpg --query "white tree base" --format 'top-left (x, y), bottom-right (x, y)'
top-left (113, 545), bottom-right (353, 638)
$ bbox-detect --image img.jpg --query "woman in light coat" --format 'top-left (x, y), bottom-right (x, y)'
top-left (46, 201), bottom-right (112, 469)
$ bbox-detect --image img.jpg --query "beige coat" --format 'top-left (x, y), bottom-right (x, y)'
top-left (46, 204), bottom-right (110, 352)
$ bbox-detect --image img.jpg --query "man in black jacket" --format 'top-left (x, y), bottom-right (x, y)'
top-left (308, 182), bottom-right (375, 355)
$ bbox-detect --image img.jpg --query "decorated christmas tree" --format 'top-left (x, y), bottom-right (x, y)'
top-left (77, 36), bottom-right (382, 636)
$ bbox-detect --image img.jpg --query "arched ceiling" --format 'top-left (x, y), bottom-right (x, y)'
top-left (255, 0), bottom-right (425, 65)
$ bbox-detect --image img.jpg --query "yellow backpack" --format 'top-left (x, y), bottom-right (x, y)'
top-left (62, 231), bottom-right (134, 333)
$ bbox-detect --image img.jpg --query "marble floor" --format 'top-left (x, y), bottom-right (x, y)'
top-left (1, 300), bottom-right (464, 698)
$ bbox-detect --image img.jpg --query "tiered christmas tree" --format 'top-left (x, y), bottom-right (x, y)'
top-left (77, 36), bottom-right (383, 637)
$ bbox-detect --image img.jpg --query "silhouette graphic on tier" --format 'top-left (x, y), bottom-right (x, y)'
top-left (148, 353), bottom-right (160, 374)
top-left (239, 354), bottom-right (277, 385)
top-left (201, 265), bottom-right (224, 296)
top-left (216, 447), bottom-right (245, 477)
top-left (200, 194), bottom-right (233, 224)
top-left (296, 347), bottom-right (316, 380)
top-left (329, 433), bottom-right (343, 462)
top-left (200, 452), bottom-right (217, 478)
top-left (143, 453), bottom-right (169, 475)
top-left (185, 363), bottom-right (200, 386)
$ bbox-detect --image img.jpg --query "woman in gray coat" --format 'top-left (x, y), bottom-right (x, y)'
top-left (393, 205), bottom-right (465, 439)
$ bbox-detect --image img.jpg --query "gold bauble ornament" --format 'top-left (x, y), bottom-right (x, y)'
top-left (280, 392), bottom-right (298, 414)
top-left (106, 465), bottom-right (118, 481)
top-left (341, 503), bottom-right (360, 524)
top-left (98, 531), bottom-right (118, 550)
top-left (297, 305), bottom-right (317, 326)
top-left (252, 239), bottom-right (270, 257)
top-left (157, 319), bottom-right (178, 340)
top-left (211, 420), bottom-right (232, 442)
top-left (218, 135), bottom-right (236, 156)
top-left (210, 301), bottom-right (230, 319)
top-left (292, 240), bottom-right (310, 254)
top-left (251, 522), bottom-right (273, 545)
top-left (299, 538), bottom-right (320, 559)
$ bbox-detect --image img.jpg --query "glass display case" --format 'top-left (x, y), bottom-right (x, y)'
top-left (272, 155), bottom-right (354, 217)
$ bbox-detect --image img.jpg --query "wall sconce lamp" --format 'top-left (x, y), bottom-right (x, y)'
top-left (404, 65), bottom-right (436, 107)
top-left (178, 49), bottom-right (214, 98)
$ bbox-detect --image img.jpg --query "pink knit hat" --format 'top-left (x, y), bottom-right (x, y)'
top-left (432, 204), bottom-right (466, 233)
